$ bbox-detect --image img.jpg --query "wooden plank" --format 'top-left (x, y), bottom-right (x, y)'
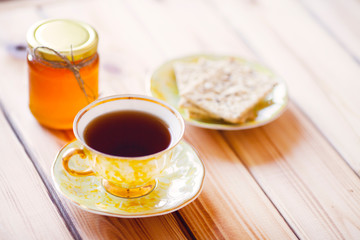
top-left (181, 128), bottom-right (296, 239)
top-left (0, 1), bottom-right (298, 239)
top-left (208, 0), bottom-right (360, 173)
top-left (0, 0), bottom-right (56, 10)
top-left (0, 2), bottom-right (191, 240)
top-left (300, 0), bottom-right (360, 62)
top-left (0, 109), bottom-right (73, 240)
top-left (1, 0), bottom-right (359, 239)
top-left (223, 103), bottom-right (360, 239)
top-left (123, 0), bottom-right (360, 238)
top-left (121, 0), bottom-right (297, 239)
top-left (123, 0), bottom-right (256, 60)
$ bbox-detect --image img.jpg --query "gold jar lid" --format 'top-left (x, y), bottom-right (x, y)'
top-left (27, 19), bottom-right (98, 61)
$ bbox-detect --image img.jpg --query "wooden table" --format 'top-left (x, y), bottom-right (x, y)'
top-left (1, 0), bottom-right (359, 239)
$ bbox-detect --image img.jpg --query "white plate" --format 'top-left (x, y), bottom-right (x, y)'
top-left (148, 54), bottom-right (288, 130)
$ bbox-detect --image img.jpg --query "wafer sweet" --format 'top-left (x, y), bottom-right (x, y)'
top-left (174, 57), bottom-right (277, 123)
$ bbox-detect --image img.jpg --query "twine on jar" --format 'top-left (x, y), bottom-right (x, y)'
top-left (33, 46), bottom-right (97, 103)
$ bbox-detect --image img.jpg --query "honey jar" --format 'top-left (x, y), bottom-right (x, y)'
top-left (27, 19), bottom-right (99, 129)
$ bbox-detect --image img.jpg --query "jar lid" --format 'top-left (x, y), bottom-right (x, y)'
top-left (27, 19), bottom-right (98, 61)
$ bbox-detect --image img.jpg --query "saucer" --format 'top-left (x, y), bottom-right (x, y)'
top-left (51, 140), bottom-right (205, 218)
top-left (148, 54), bottom-right (288, 130)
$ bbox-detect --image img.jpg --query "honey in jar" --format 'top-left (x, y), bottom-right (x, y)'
top-left (27, 19), bottom-right (99, 129)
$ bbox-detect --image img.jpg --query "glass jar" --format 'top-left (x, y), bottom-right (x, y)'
top-left (27, 19), bottom-right (99, 129)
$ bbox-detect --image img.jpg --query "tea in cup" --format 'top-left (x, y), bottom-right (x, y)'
top-left (62, 94), bottom-right (185, 198)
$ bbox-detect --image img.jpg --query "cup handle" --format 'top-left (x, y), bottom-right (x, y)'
top-left (62, 148), bottom-right (95, 177)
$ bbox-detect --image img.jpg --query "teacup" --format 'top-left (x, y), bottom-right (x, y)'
top-left (62, 94), bottom-right (185, 198)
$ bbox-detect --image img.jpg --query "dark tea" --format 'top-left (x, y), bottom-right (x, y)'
top-left (84, 110), bottom-right (171, 157)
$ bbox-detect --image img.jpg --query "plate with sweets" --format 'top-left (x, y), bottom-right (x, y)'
top-left (148, 54), bottom-right (288, 130)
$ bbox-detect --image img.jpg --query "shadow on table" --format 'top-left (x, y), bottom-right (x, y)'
top-left (222, 103), bottom-right (304, 166)
top-left (72, 211), bottom-right (192, 239)
top-left (184, 101), bottom-right (304, 167)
